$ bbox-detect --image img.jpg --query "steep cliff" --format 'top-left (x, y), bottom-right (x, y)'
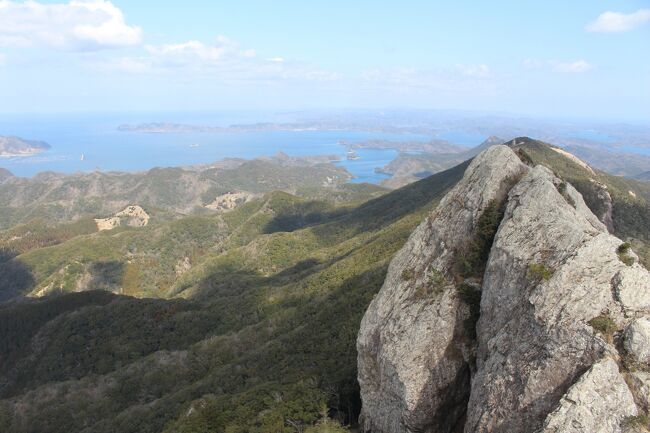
top-left (358, 144), bottom-right (650, 433)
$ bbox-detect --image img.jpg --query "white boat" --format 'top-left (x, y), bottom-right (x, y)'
top-left (346, 150), bottom-right (360, 160)
top-left (80, 153), bottom-right (85, 161)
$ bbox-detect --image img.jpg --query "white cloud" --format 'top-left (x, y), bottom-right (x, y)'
top-left (142, 36), bottom-right (261, 70)
top-left (102, 36), bottom-right (339, 82)
top-left (0, 0), bottom-right (141, 51)
top-left (552, 60), bottom-right (593, 73)
top-left (586, 9), bottom-right (650, 33)
top-left (523, 59), bottom-right (593, 73)
top-left (456, 63), bottom-right (490, 78)
top-left (522, 58), bottom-right (545, 69)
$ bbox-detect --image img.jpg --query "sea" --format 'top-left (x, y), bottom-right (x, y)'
top-left (0, 112), bottom-right (477, 184)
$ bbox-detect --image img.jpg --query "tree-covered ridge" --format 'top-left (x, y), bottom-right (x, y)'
top-left (0, 161), bottom-right (468, 433)
top-left (0, 155), bottom-right (378, 230)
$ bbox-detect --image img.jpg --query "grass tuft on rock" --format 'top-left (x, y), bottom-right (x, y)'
top-left (617, 242), bottom-right (636, 266)
top-left (588, 314), bottom-right (617, 343)
top-left (528, 263), bottom-right (554, 282)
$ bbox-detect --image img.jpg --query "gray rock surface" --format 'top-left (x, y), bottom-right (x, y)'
top-left (465, 165), bottom-right (641, 433)
top-left (627, 371), bottom-right (650, 411)
top-left (615, 267), bottom-right (650, 314)
top-left (357, 145), bottom-right (528, 433)
top-left (540, 358), bottom-right (637, 433)
top-left (624, 317), bottom-right (650, 364)
top-left (358, 145), bottom-right (650, 433)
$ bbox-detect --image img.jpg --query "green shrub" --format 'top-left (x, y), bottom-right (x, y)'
top-left (401, 268), bottom-right (415, 281)
top-left (413, 268), bottom-right (446, 299)
top-left (427, 268), bottom-right (445, 289)
top-left (617, 243), bottom-right (636, 266)
top-left (457, 283), bottom-right (481, 339)
top-left (618, 242), bottom-right (632, 254)
top-left (455, 199), bottom-right (505, 278)
top-left (305, 418), bottom-right (348, 433)
top-left (621, 414), bottom-right (649, 430)
top-left (619, 254), bottom-right (636, 266)
top-left (528, 263), bottom-right (554, 282)
top-left (588, 314), bottom-right (617, 342)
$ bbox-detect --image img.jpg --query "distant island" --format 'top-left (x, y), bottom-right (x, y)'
top-left (0, 135), bottom-right (50, 157)
top-left (117, 121), bottom-right (416, 134)
top-left (117, 122), bottom-right (319, 134)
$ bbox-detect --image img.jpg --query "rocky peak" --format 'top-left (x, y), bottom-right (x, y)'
top-left (357, 145), bottom-right (529, 433)
top-left (357, 145), bottom-right (650, 433)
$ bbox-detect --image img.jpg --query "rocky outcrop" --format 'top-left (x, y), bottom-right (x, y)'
top-left (357, 145), bottom-right (529, 433)
top-left (95, 205), bottom-right (150, 231)
top-left (615, 267), bottom-right (650, 313)
top-left (624, 318), bottom-right (650, 364)
top-left (464, 164), bottom-right (633, 433)
top-left (539, 358), bottom-right (637, 433)
top-left (357, 144), bottom-right (650, 433)
top-left (205, 192), bottom-right (257, 212)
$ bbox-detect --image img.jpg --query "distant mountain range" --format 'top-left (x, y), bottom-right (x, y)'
top-left (0, 152), bottom-right (372, 230)
top-left (0, 136), bottom-right (50, 157)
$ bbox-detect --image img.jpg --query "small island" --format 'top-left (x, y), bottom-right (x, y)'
top-left (0, 135), bottom-right (50, 157)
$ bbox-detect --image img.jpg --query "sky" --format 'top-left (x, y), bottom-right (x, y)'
top-left (0, 0), bottom-right (649, 120)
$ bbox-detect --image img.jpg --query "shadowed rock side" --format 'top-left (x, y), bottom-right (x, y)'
top-left (357, 145), bottom-right (529, 433)
top-left (358, 145), bottom-right (650, 433)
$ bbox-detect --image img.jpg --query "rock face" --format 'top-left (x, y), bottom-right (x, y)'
top-left (205, 191), bottom-right (257, 212)
top-left (615, 267), bottom-right (650, 313)
top-left (540, 358), bottom-right (637, 433)
top-left (357, 146), bottom-right (529, 433)
top-left (624, 318), bottom-right (650, 364)
top-left (95, 205), bottom-right (150, 231)
top-left (357, 144), bottom-right (650, 433)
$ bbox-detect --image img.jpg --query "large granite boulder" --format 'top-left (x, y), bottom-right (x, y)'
top-left (358, 144), bottom-right (650, 433)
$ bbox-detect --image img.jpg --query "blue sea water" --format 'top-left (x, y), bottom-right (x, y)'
top-left (0, 113), bottom-right (423, 184)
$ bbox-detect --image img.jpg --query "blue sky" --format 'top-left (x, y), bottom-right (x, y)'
top-left (0, 0), bottom-right (649, 119)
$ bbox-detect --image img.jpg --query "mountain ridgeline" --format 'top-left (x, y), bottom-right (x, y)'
top-left (0, 138), bottom-right (649, 433)
top-left (357, 144), bottom-right (650, 433)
